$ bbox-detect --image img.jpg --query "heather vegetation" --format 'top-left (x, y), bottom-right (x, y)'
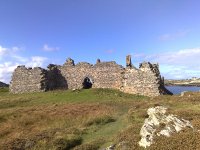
top-left (0, 88), bottom-right (200, 150)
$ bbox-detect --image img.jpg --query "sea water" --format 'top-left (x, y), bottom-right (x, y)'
top-left (165, 86), bottom-right (200, 95)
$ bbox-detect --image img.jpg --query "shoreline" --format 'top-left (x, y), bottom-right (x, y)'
top-left (165, 84), bottom-right (200, 87)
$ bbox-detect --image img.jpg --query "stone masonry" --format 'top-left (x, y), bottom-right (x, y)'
top-left (9, 55), bottom-right (172, 96)
top-left (10, 66), bottom-right (47, 93)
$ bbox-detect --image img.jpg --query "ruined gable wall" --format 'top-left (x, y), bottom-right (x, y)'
top-left (10, 66), bottom-right (47, 93)
top-left (139, 62), bottom-right (162, 96)
top-left (122, 62), bottom-right (165, 96)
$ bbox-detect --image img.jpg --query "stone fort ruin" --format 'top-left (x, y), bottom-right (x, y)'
top-left (9, 55), bottom-right (172, 96)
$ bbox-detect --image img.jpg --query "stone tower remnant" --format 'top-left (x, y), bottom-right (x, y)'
top-left (126, 55), bottom-right (132, 68)
top-left (96, 59), bottom-right (101, 64)
top-left (9, 55), bottom-right (172, 96)
top-left (64, 57), bottom-right (75, 66)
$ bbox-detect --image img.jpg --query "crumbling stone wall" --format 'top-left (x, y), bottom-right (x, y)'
top-left (92, 61), bottom-right (124, 89)
top-left (122, 62), bottom-right (172, 96)
top-left (9, 56), bottom-right (172, 96)
top-left (59, 60), bottom-right (93, 89)
top-left (59, 58), bottom-right (123, 90)
top-left (122, 62), bottom-right (161, 96)
top-left (10, 66), bottom-right (47, 93)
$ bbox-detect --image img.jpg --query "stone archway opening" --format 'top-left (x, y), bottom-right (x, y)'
top-left (82, 77), bottom-right (93, 89)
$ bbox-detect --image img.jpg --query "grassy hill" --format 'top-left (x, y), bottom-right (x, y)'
top-left (0, 88), bottom-right (200, 150)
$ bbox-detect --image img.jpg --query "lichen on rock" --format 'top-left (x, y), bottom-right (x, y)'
top-left (139, 106), bottom-right (193, 148)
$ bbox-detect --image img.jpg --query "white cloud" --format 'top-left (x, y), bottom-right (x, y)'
top-left (0, 45), bottom-right (24, 61)
top-left (11, 55), bottom-right (28, 63)
top-left (26, 56), bottom-right (48, 67)
top-left (0, 45), bottom-right (49, 84)
top-left (0, 62), bottom-right (19, 84)
top-left (159, 30), bottom-right (190, 41)
top-left (42, 44), bottom-right (59, 52)
top-left (132, 48), bottom-right (200, 79)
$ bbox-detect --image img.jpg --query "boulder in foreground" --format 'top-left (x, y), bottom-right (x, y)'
top-left (139, 106), bottom-right (193, 148)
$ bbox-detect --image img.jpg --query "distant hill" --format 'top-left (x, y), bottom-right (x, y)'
top-left (165, 77), bottom-right (200, 86)
top-left (0, 81), bottom-right (9, 87)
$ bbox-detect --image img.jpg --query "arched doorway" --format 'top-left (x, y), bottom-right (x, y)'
top-left (82, 77), bottom-right (93, 89)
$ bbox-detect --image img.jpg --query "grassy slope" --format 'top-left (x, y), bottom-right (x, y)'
top-left (0, 88), bottom-right (200, 150)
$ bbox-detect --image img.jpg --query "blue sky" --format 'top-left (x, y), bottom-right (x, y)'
top-left (1, 0), bottom-right (200, 83)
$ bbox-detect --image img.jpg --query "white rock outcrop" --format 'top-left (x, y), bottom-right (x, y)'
top-left (139, 106), bottom-right (193, 148)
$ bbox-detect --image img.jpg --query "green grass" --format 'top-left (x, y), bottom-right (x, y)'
top-left (0, 88), bottom-right (200, 149)
top-left (0, 88), bottom-right (145, 108)
top-left (0, 87), bottom-right (9, 92)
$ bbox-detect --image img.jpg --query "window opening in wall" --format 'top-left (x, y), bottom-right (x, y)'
top-left (82, 77), bottom-right (93, 89)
